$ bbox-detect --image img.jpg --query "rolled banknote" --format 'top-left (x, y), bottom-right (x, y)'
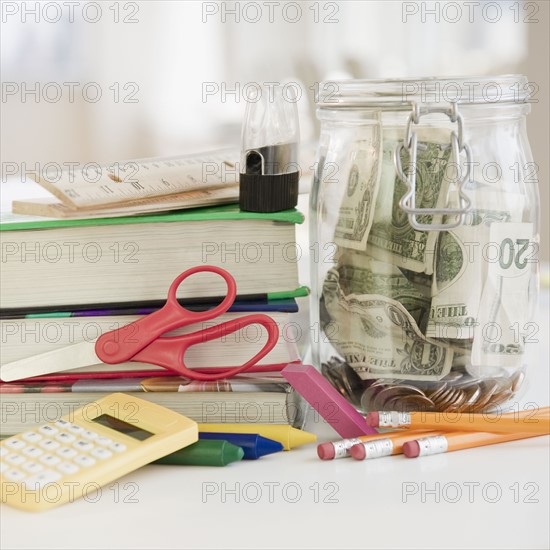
top-left (470, 222), bottom-right (536, 374)
top-left (334, 130), bottom-right (382, 251)
top-left (427, 189), bottom-right (525, 340)
top-left (367, 127), bottom-right (452, 275)
top-left (322, 267), bottom-right (453, 381)
top-left (336, 250), bottom-right (431, 333)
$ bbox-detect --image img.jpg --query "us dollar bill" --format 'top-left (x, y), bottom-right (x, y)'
top-left (367, 128), bottom-right (452, 275)
top-left (470, 222), bottom-right (536, 373)
top-left (334, 130), bottom-right (382, 251)
top-left (426, 190), bottom-right (525, 339)
top-left (336, 250), bottom-right (431, 332)
top-left (321, 267), bottom-right (453, 381)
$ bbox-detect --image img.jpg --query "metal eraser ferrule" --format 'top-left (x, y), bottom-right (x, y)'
top-left (378, 411), bottom-right (412, 427)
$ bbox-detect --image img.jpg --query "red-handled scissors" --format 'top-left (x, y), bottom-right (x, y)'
top-left (0, 266), bottom-right (280, 382)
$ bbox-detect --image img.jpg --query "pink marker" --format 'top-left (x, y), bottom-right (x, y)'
top-left (282, 363), bottom-right (376, 438)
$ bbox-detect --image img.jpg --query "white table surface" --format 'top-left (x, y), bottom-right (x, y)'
top-left (1, 186), bottom-right (549, 550)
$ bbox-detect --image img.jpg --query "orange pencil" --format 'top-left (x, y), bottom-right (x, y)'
top-left (403, 430), bottom-right (546, 458)
top-left (366, 408), bottom-right (550, 435)
top-left (317, 429), bottom-right (431, 460)
top-left (350, 431), bottom-right (444, 461)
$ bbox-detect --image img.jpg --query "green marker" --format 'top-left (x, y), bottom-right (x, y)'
top-left (154, 439), bottom-right (244, 467)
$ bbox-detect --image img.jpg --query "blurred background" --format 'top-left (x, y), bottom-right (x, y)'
top-left (1, 0), bottom-right (548, 258)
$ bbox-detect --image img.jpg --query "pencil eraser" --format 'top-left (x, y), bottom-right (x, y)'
top-left (282, 363), bottom-right (376, 438)
top-left (403, 440), bottom-right (420, 458)
top-left (317, 443), bottom-right (335, 460)
top-left (366, 412), bottom-right (379, 427)
top-left (350, 443), bottom-right (366, 461)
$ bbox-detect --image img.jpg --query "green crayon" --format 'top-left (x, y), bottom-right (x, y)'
top-left (154, 439), bottom-right (244, 467)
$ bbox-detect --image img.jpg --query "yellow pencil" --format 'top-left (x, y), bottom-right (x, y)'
top-left (403, 430), bottom-right (545, 458)
top-left (366, 407), bottom-right (550, 435)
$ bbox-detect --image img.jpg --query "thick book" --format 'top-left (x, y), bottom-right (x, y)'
top-left (0, 204), bottom-right (304, 310)
top-left (0, 310), bottom-right (301, 375)
top-left (0, 375), bottom-right (306, 436)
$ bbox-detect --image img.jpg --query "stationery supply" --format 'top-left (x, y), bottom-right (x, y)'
top-left (403, 431), bottom-right (542, 458)
top-left (13, 187), bottom-right (240, 220)
top-left (0, 205), bottom-right (305, 311)
top-left (0, 266), bottom-right (279, 383)
top-left (153, 439), bottom-right (244, 467)
top-left (282, 363), bottom-right (377, 437)
top-left (198, 433), bottom-right (283, 460)
top-left (366, 409), bottom-right (550, 435)
top-left (317, 407), bottom-right (549, 461)
top-left (239, 85), bottom-right (300, 213)
top-left (197, 423), bottom-right (316, 451)
top-left (15, 145), bottom-right (313, 219)
top-left (350, 431), bottom-right (443, 461)
top-left (0, 393), bottom-right (198, 511)
top-left (24, 149), bottom-right (238, 210)
top-left (0, 375), bottom-right (305, 436)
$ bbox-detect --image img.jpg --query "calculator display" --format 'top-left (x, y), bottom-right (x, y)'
top-left (92, 414), bottom-right (155, 441)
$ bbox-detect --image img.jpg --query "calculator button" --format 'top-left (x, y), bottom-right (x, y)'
top-left (6, 454), bottom-right (25, 466)
top-left (40, 454), bottom-right (61, 466)
top-left (56, 433), bottom-right (75, 443)
top-left (4, 469), bottom-right (26, 481)
top-left (22, 432), bottom-right (43, 443)
top-left (40, 439), bottom-right (60, 451)
top-left (22, 462), bottom-right (44, 474)
top-left (68, 424), bottom-right (84, 434)
top-left (5, 439), bottom-right (25, 450)
top-left (23, 447), bottom-right (43, 458)
top-left (96, 437), bottom-right (112, 447)
top-left (24, 470), bottom-right (62, 489)
top-left (74, 455), bottom-right (96, 468)
top-left (73, 440), bottom-right (94, 452)
top-left (91, 448), bottom-right (112, 460)
top-left (0, 447), bottom-right (7, 457)
top-left (109, 442), bottom-right (127, 453)
top-left (55, 419), bottom-right (71, 428)
top-left (81, 430), bottom-right (98, 440)
top-left (57, 462), bottom-right (79, 475)
top-left (56, 447), bottom-right (77, 459)
top-left (39, 425), bottom-right (58, 436)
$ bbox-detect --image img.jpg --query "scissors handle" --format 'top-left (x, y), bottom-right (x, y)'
top-left (131, 314), bottom-right (279, 381)
top-left (95, 266), bottom-right (236, 364)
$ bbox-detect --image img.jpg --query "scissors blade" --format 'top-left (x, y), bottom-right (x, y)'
top-left (0, 342), bottom-right (100, 382)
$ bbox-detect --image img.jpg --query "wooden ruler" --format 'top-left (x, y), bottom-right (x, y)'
top-left (32, 149), bottom-right (239, 209)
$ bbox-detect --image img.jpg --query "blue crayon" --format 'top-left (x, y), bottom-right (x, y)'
top-left (199, 432), bottom-right (283, 460)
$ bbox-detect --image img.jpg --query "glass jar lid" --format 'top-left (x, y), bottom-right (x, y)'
top-left (317, 75), bottom-right (531, 109)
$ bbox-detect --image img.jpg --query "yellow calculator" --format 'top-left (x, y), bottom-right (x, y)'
top-left (0, 393), bottom-right (198, 512)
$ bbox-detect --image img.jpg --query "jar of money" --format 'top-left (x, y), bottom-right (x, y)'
top-left (311, 76), bottom-right (539, 414)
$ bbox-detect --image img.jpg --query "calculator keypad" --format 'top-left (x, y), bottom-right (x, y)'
top-left (1, 422), bottom-right (129, 489)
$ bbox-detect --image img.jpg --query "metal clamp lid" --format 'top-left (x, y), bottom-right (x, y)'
top-left (394, 102), bottom-right (472, 231)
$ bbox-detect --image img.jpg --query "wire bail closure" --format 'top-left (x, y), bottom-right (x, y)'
top-left (394, 102), bottom-right (472, 231)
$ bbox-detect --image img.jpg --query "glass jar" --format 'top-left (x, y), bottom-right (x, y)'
top-left (310, 76), bottom-right (539, 414)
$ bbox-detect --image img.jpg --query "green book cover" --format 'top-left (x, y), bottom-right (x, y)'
top-left (0, 204), bottom-right (304, 231)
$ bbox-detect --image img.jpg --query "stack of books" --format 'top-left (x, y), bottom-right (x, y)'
top-left (0, 203), bottom-right (308, 437)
